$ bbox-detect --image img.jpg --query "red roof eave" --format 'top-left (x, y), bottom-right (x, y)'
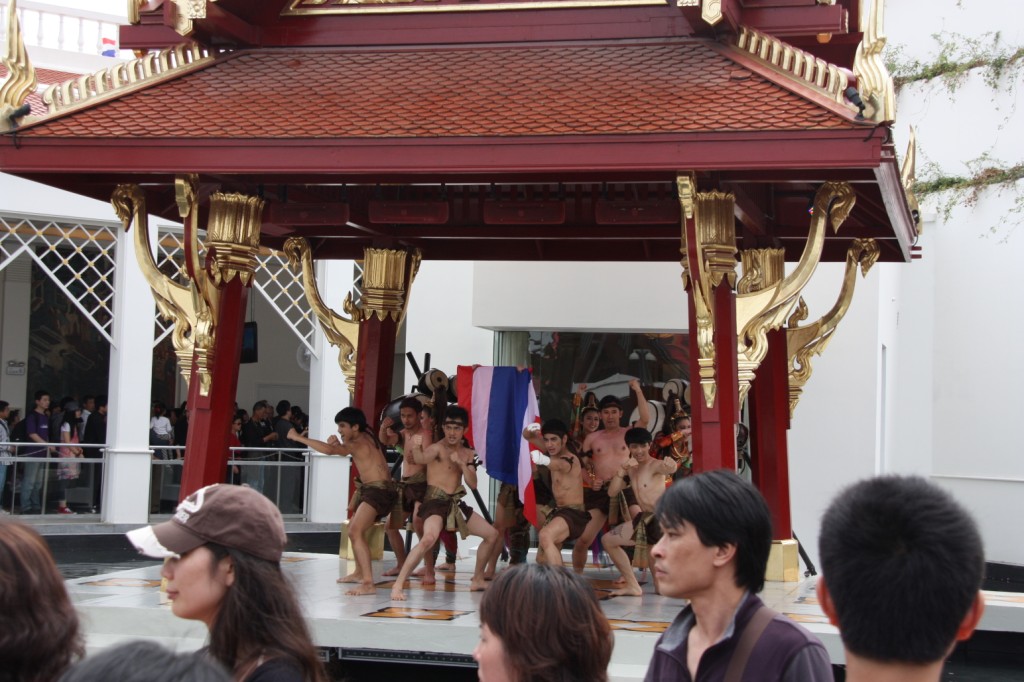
top-left (0, 128), bottom-right (886, 177)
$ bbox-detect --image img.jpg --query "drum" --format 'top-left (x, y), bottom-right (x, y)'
top-left (446, 375), bottom-right (458, 403)
top-left (417, 368), bottom-right (449, 395)
top-left (630, 400), bottom-right (667, 435)
top-left (662, 378), bottom-right (685, 403)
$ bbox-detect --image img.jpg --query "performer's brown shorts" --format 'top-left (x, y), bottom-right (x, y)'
top-left (402, 478), bottom-right (428, 513)
top-left (545, 504), bottom-right (591, 543)
top-left (584, 483), bottom-right (637, 513)
top-left (533, 468), bottom-right (555, 507)
top-left (358, 481), bottom-right (399, 522)
top-left (631, 511), bottom-right (662, 545)
top-left (419, 497), bottom-right (474, 524)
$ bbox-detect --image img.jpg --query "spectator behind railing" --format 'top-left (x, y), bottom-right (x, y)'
top-left (0, 401), bottom-right (10, 514)
top-left (0, 518), bottom-right (84, 681)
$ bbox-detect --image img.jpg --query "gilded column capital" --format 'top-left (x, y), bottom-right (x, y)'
top-left (205, 192), bottom-right (265, 287)
top-left (359, 247), bottom-right (421, 324)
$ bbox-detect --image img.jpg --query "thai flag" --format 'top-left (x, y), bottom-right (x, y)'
top-left (101, 37), bottom-right (117, 58)
top-left (457, 366), bottom-right (541, 527)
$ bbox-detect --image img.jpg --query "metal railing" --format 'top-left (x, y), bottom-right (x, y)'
top-left (0, 440), bottom-right (104, 516)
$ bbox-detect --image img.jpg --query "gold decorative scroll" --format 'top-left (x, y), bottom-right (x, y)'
top-left (171, 0), bottom-right (215, 36)
top-left (853, 0), bottom-right (896, 122)
top-left (678, 174), bottom-right (736, 409)
top-left (111, 183), bottom-right (198, 385)
top-left (0, 0), bottom-right (37, 132)
top-left (735, 26), bottom-right (851, 107)
top-left (787, 238), bottom-right (879, 416)
top-left (735, 183), bottom-right (856, 405)
top-left (901, 126), bottom-right (921, 234)
top-left (737, 248), bottom-right (785, 296)
top-left (360, 247), bottom-right (421, 323)
top-left (284, 237), bottom-right (363, 394)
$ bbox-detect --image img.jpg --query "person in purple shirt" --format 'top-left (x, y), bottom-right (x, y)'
top-left (644, 470), bottom-right (832, 682)
top-left (20, 390), bottom-right (52, 514)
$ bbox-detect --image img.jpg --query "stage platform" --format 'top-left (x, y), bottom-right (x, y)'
top-left (67, 550), bottom-right (1024, 681)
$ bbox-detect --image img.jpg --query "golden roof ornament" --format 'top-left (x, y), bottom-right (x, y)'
top-left (853, 0), bottom-right (896, 122)
top-left (0, 0), bottom-right (37, 132)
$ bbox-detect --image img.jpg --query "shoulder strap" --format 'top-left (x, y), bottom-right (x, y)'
top-left (723, 604), bottom-right (777, 682)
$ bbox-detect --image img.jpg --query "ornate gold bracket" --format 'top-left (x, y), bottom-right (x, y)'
top-left (113, 178), bottom-right (263, 397)
top-left (853, 0), bottom-right (896, 122)
top-left (901, 127), bottom-right (921, 234)
top-left (0, 0), bottom-right (37, 132)
top-left (678, 174), bottom-right (737, 409)
top-left (735, 182), bottom-right (856, 405)
top-left (360, 247), bottom-right (422, 324)
top-left (283, 237), bottom-right (363, 395)
top-left (787, 238), bottom-right (879, 416)
top-left (171, 0), bottom-right (216, 36)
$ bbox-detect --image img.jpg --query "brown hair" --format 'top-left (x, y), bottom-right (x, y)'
top-left (0, 519), bottom-right (84, 682)
top-left (205, 545), bottom-right (326, 682)
top-left (478, 563), bottom-right (612, 682)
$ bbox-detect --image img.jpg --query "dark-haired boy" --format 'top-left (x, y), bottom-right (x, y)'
top-left (378, 397), bottom-right (433, 578)
top-left (818, 476), bottom-right (985, 682)
top-left (527, 419), bottom-right (589, 568)
top-left (603, 427), bottom-right (676, 596)
top-left (645, 470), bottom-right (831, 682)
top-left (390, 406), bottom-right (499, 601)
top-left (289, 407), bottom-right (396, 595)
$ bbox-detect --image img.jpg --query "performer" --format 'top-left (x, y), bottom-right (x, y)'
top-left (390, 406), bottom-right (498, 600)
top-left (603, 428), bottom-right (677, 596)
top-left (482, 479), bottom-right (525, 579)
top-left (653, 408), bottom-right (693, 482)
top-left (289, 408), bottom-right (396, 596)
top-left (572, 379), bottom-right (650, 573)
top-left (527, 420), bottom-right (589, 568)
top-left (378, 397), bottom-right (433, 579)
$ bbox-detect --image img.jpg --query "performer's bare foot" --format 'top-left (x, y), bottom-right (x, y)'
top-left (382, 565), bottom-right (402, 577)
top-left (609, 585), bottom-right (644, 597)
top-left (420, 571), bottom-right (436, 586)
top-left (469, 577), bottom-right (488, 592)
top-left (612, 574), bottom-right (627, 586)
top-left (390, 585), bottom-right (408, 601)
top-left (437, 562), bottom-right (456, 571)
top-left (337, 571), bottom-right (362, 584)
top-left (412, 566), bottom-right (427, 577)
top-left (345, 582), bottom-right (376, 596)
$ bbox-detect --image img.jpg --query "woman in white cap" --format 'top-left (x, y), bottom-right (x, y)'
top-left (127, 484), bottom-right (325, 682)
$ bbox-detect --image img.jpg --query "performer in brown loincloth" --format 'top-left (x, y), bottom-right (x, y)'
top-left (289, 407), bottom-right (396, 596)
top-left (527, 419), bottom-right (589, 568)
top-left (572, 379), bottom-right (650, 573)
top-left (602, 427), bottom-right (677, 597)
top-left (390, 406), bottom-right (498, 601)
top-left (378, 397), bottom-right (433, 578)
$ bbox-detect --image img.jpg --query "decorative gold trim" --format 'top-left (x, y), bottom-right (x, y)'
top-left (676, 0), bottom-right (698, 5)
top-left (701, 0), bottom-right (722, 26)
top-left (205, 193), bottom-right (264, 287)
top-left (284, 237), bottom-right (363, 395)
top-left (678, 175), bottom-right (736, 410)
top-left (901, 126), bottom-right (921, 234)
top-left (735, 25), bottom-right (852, 107)
top-left (737, 248), bottom-right (784, 296)
top-left (42, 42), bottom-right (215, 114)
top-left (735, 183), bottom-right (856, 405)
top-left (360, 247), bottom-right (420, 323)
top-left (0, 0), bottom-right (37, 132)
top-left (282, 0), bottom-right (661, 14)
top-left (128, 0), bottom-right (146, 25)
top-left (111, 183), bottom-right (198, 386)
top-left (787, 238), bottom-right (879, 416)
top-left (853, 0), bottom-right (896, 122)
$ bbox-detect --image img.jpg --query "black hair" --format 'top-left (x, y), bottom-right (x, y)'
top-left (541, 419), bottom-right (569, 439)
top-left (276, 400), bottom-right (291, 417)
top-left (399, 397), bottom-right (424, 413)
top-left (58, 640), bottom-right (231, 682)
top-left (0, 401), bottom-right (8, 412)
top-left (655, 470), bottom-right (771, 593)
top-left (82, 395), bottom-right (95, 405)
top-left (598, 395), bottom-right (622, 410)
top-left (624, 427), bottom-right (652, 446)
top-left (819, 476), bottom-right (984, 664)
top-left (33, 389), bottom-right (50, 402)
top-left (334, 407), bottom-right (368, 432)
top-left (444, 405), bottom-right (469, 426)
top-left (96, 395), bottom-right (108, 409)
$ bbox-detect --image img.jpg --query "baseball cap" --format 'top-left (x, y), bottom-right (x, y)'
top-left (126, 484), bottom-right (287, 563)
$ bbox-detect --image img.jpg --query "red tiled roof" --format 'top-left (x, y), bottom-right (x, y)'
top-left (20, 40), bottom-right (861, 139)
top-left (0, 65), bottom-right (87, 116)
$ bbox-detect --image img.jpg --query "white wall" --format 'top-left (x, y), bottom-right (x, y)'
top-left (235, 291), bottom-right (310, 414)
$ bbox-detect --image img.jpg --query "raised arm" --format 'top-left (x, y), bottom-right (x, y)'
top-left (630, 378), bottom-right (650, 428)
top-left (608, 457), bottom-right (638, 497)
top-left (522, 423), bottom-right (544, 451)
top-left (288, 428), bottom-right (351, 456)
top-left (378, 417), bottom-right (400, 447)
top-left (460, 450), bottom-right (479, 490)
top-left (410, 434), bottom-right (433, 464)
top-left (659, 456), bottom-right (679, 476)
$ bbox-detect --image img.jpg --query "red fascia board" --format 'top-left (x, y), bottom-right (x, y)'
top-left (873, 147), bottom-right (917, 262)
top-left (0, 129), bottom-right (886, 177)
top-left (741, 5), bottom-right (847, 36)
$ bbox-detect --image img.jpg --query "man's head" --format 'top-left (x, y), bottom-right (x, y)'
top-left (0, 401), bottom-right (9, 420)
top-left (652, 470), bottom-right (771, 598)
top-left (398, 397), bottom-right (423, 430)
top-left (624, 427), bottom-right (652, 462)
top-left (276, 400), bottom-right (291, 418)
top-left (251, 400), bottom-right (268, 419)
top-left (334, 407), bottom-right (368, 436)
top-left (818, 476), bottom-right (985, 666)
top-left (597, 395), bottom-right (622, 430)
top-left (442, 406), bottom-right (469, 445)
top-left (541, 419), bottom-right (569, 456)
top-left (82, 395), bottom-right (96, 413)
top-left (96, 395), bottom-right (108, 415)
top-left (33, 390), bottom-right (50, 412)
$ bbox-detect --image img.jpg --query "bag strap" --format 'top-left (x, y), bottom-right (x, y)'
top-left (723, 604), bottom-right (777, 682)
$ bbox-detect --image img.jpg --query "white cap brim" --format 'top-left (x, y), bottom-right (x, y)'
top-left (126, 525), bottom-right (180, 559)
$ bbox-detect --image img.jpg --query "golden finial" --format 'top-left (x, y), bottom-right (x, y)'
top-left (1, 0), bottom-right (38, 131)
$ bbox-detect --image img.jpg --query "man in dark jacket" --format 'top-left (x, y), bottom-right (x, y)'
top-left (644, 470), bottom-right (832, 682)
top-left (82, 396), bottom-right (108, 512)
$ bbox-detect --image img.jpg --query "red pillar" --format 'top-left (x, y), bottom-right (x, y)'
top-left (749, 327), bottom-right (792, 538)
top-left (352, 315), bottom-right (398, 428)
top-left (179, 279), bottom-right (249, 499)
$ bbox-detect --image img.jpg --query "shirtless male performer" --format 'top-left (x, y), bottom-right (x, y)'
top-left (378, 397), bottom-right (433, 578)
top-left (390, 406), bottom-right (498, 600)
top-left (527, 419), bottom-right (590, 568)
top-left (289, 407), bottom-right (397, 596)
top-left (603, 427), bottom-right (677, 596)
top-left (572, 378), bottom-right (649, 573)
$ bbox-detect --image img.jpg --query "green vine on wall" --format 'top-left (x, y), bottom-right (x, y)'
top-left (916, 156), bottom-right (1024, 239)
top-left (885, 31), bottom-right (1024, 92)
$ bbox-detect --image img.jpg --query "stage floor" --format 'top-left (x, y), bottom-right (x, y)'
top-left (67, 550), bottom-right (1024, 682)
